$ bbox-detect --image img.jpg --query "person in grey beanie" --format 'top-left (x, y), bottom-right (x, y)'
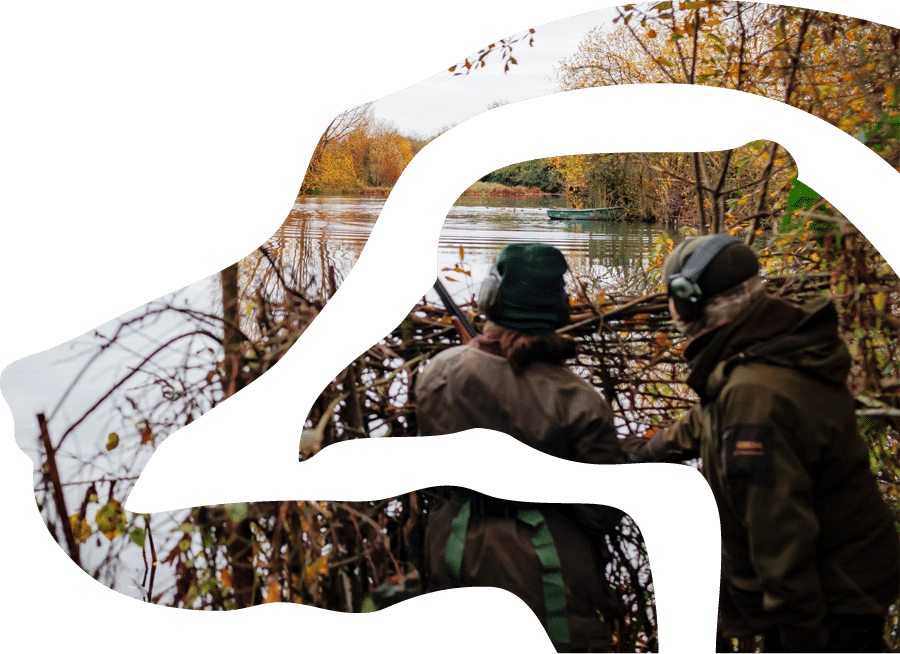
top-left (624, 233), bottom-right (899, 652)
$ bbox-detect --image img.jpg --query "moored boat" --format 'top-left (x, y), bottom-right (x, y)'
top-left (546, 207), bottom-right (626, 221)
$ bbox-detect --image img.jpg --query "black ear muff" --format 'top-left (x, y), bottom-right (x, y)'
top-left (667, 234), bottom-right (741, 322)
top-left (477, 264), bottom-right (503, 320)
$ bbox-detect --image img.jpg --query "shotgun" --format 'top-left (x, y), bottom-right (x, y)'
top-left (432, 277), bottom-right (478, 343)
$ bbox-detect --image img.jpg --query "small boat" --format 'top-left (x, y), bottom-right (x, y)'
top-left (546, 207), bottom-right (626, 221)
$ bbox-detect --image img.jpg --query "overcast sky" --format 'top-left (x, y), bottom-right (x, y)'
top-left (372, 6), bottom-right (618, 136)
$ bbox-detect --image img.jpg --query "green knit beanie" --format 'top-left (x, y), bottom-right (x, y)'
top-left (486, 243), bottom-right (569, 332)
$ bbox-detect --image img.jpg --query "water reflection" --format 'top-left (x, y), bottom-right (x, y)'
top-left (280, 196), bottom-right (670, 306)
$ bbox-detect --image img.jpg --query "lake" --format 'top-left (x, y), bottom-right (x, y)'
top-left (271, 195), bottom-right (673, 306)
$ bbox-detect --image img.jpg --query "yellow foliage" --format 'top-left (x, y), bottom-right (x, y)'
top-left (305, 555), bottom-right (329, 586)
top-left (305, 142), bottom-right (363, 193)
top-left (262, 578), bottom-right (282, 603)
top-left (565, 6), bottom-right (899, 171)
top-left (70, 514), bottom-right (92, 543)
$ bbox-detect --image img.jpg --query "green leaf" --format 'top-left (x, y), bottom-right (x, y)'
top-left (671, 33), bottom-right (685, 42)
top-left (95, 499), bottom-right (127, 540)
top-left (130, 528), bottom-right (146, 548)
top-left (656, 1), bottom-right (672, 11)
top-left (199, 576), bottom-right (218, 595)
top-left (105, 432), bottom-right (119, 451)
top-left (225, 502), bottom-right (250, 522)
top-left (787, 177), bottom-right (821, 212)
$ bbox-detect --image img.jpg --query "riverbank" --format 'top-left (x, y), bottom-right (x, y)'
top-left (459, 181), bottom-right (549, 197)
top-left (297, 180), bottom-right (553, 200)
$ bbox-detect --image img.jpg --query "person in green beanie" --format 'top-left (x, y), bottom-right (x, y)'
top-left (415, 243), bottom-right (625, 653)
top-left (624, 233), bottom-right (900, 653)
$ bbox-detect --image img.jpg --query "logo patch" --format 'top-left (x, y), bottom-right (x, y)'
top-left (722, 425), bottom-right (773, 486)
top-left (733, 440), bottom-right (765, 456)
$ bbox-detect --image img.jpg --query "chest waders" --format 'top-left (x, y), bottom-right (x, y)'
top-left (444, 498), bottom-right (572, 653)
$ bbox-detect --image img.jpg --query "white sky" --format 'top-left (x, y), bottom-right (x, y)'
top-left (372, 7), bottom-right (618, 136)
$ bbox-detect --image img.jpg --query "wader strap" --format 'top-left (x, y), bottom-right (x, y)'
top-left (517, 509), bottom-right (571, 653)
top-left (444, 498), bottom-right (471, 583)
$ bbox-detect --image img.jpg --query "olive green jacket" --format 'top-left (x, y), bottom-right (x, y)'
top-left (415, 341), bottom-right (625, 651)
top-left (627, 293), bottom-right (900, 651)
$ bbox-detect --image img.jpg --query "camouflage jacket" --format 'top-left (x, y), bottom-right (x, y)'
top-left (625, 293), bottom-right (900, 652)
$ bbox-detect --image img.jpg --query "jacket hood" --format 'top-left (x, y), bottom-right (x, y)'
top-left (685, 292), bottom-right (851, 401)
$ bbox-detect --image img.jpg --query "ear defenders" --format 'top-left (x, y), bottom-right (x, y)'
top-left (477, 263), bottom-right (504, 321)
top-left (667, 234), bottom-right (741, 322)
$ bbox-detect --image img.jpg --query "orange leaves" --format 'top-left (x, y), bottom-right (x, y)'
top-left (650, 332), bottom-right (671, 364)
top-left (304, 555), bottom-right (329, 586)
top-left (366, 124), bottom-right (415, 187)
top-left (441, 265), bottom-right (470, 277)
top-left (139, 421), bottom-right (154, 446)
top-left (305, 143), bottom-right (362, 193)
top-left (262, 578), bottom-right (282, 604)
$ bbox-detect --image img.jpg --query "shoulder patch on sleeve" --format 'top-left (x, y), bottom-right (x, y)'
top-left (721, 424), bottom-right (774, 486)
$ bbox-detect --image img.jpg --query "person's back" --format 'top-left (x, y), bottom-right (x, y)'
top-left (416, 339), bottom-right (621, 465)
top-left (415, 244), bottom-right (624, 652)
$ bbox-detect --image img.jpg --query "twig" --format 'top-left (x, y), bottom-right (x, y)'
top-left (147, 515), bottom-right (158, 603)
top-left (56, 331), bottom-right (218, 450)
top-left (38, 414), bottom-right (80, 567)
top-left (747, 9), bottom-right (812, 245)
top-left (558, 293), bottom-right (667, 335)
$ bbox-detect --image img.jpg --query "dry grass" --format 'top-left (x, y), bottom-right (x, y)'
top-left (460, 181), bottom-right (547, 197)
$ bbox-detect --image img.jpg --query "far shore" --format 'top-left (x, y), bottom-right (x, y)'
top-left (297, 181), bottom-right (557, 199)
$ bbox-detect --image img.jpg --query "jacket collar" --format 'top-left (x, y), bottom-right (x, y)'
top-left (684, 293), bottom-right (847, 401)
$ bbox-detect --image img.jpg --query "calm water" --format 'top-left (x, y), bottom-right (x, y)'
top-left (277, 195), bottom-right (671, 305)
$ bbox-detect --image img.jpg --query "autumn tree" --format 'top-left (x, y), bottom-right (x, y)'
top-left (557, 0), bottom-right (900, 242)
top-left (300, 104), bottom-right (373, 194)
top-left (364, 121), bottom-right (415, 188)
